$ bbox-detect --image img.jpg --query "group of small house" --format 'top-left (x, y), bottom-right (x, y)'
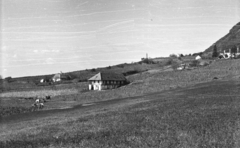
top-left (40, 72), bottom-right (71, 83)
top-left (219, 48), bottom-right (240, 59)
top-left (176, 55), bottom-right (209, 70)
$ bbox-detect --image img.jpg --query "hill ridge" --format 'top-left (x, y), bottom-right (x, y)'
top-left (204, 22), bottom-right (240, 53)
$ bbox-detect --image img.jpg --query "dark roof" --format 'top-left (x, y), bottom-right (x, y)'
top-left (60, 74), bottom-right (71, 79)
top-left (88, 72), bottom-right (126, 81)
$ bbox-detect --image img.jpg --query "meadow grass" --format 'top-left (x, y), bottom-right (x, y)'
top-left (0, 80), bottom-right (240, 147)
top-left (0, 89), bottom-right (79, 98)
top-left (62, 59), bottom-right (240, 105)
top-left (0, 82), bottom-right (88, 98)
top-left (0, 59), bottom-right (239, 116)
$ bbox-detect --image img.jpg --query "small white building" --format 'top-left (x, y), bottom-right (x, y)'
top-left (195, 55), bottom-right (202, 60)
top-left (52, 73), bottom-right (61, 82)
top-left (88, 72), bottom-right (127, 91)
top-left (40, 79), bottom-right (44, 83)
top-left (219, 48), bottom-right (240, 59)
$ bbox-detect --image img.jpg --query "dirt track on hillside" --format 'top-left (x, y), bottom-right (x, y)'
top-left (1, 79), bottom-right (239, 124)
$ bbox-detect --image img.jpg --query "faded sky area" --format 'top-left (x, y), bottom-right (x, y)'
top-left (1, 0), bottom-right (240, 78)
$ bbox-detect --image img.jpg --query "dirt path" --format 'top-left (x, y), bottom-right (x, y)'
top-left (1, 79), bottom-right (239, 124)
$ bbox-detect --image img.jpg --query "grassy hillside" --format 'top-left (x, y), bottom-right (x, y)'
top-left (1, 78), bottom-right (240, 147)
top-left (0, 61), bottom-right (163, 91)
top-left (1, 57), bottom-right (183, 92)
top-left (1, 59), bottom-right (239, 116)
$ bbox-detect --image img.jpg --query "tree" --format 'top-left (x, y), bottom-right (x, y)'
top-left (169, 54), bottom-right (178, 58)
top-left (0, 75), bottom-right (2, 80)
top-left (231, 45), bottom-right (237, 54)
top-left (5, 76), bottom-right (12, 82)
top-left (179, 54), bottom-right (184, 57)
top-left (212, 45), bottom-right (218, 58)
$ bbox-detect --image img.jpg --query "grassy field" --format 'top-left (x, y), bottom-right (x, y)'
top-left (0, 82), bottom-right (89, 116)
top-left (0, 59), bottom-right (239, 116)
top-left (0, 79), bottom-right (240, 147)
top-left (0, 61), bottom-right (160, 91)
top-left (0, 58), bottom-right (240, 147)
top-left (51, 58), bottom-right (240, 106)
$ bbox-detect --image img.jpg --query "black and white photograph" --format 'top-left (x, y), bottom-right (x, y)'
top-left (0, 0), bottom-right (240, 147)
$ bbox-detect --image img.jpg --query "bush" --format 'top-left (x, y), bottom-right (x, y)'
top-left (171, 62), bottom-right (180, 70)
top-left (179, 54), bottom-right (184, 57)
top-left (164, 59), bottom-right (180, 70)
top-left (235, 55), bottom-right (240, 59)
top-left (4, 77), bottom-right (13, 83)
top-left (169, 54), bottom-right (178, 58)
top-left (165, 59), bottom-right (174, 66)
top-left (190, 60), bottom-right (199, 67)
top-left (116, 64), bottom-right (124, 68)
top-left (141, 58), bottom-right (155, 64)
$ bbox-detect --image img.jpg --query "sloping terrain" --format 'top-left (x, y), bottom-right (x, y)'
top-left (205, 22), bottom-right (240, 53)
top-left (0, 61), bottom-right (161, 91)
top-left (1, 79), bottom-right (240, 147)
top-left (0, 59), bottom-right (239, 117)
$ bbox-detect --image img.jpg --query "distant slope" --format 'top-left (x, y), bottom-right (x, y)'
top-left (204, 22), bottom-right (240, 53)
top-left (7, 61), bottom-right (163, 83)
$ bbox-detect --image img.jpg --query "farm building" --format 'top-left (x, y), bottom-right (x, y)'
top-left (52, 73), bottom-right (71, 82)
top-left (88, 72), bottom-right (127, 90)
top-left (40, 77), bottom-right (52, 83)
top-left (195, 55), bottom-right (202, 60)
top-left (52, 73), bottom-right (61, 82)
top-left (219, 48), bottom-right (240, 59)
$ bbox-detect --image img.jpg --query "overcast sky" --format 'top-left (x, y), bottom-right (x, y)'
top-left (1, 0), bottom-right (239, 78)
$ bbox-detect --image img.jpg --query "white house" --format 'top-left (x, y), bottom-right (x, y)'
top-left (195, 55), bottom-right (202, 60)
top-left (52, 73), bottom-right (61, 82)
top-left (88, 72), bottom-right (127, 91)
top-left (40, 79), bottom-right (44, 83)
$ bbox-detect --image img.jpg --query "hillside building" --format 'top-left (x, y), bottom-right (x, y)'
top-left (52, 72), bottom-right (71, 82)
top-left (52, 73), bottom-right (61, 82)
top-left (88, 72), bottom-right (127, 91)
top-left (219, 47), bottom-right (240, 59)
top-left (195, 55), bottom-right (202, 60)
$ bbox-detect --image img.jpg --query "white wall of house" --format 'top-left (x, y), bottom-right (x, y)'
top-left (52, 78), bottom-right (61, 82)
top-left (89, 80), bottom-right (103, 90)
top-left (89, 80), bottom-right (125, 91)
top-left (195, 55), bottom-right (201, 60)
